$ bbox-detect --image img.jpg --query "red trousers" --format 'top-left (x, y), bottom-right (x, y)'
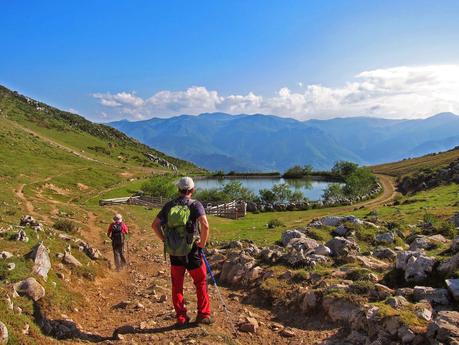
top-left (170, 259), bottom-right (211, 322)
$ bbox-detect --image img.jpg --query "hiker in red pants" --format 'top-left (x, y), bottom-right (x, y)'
top-left (152, 177), bottom-right (212, 327)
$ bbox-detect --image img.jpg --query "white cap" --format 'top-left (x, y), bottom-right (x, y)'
top-left (177, 176), bottom-right (195, 191)
top-left (113, 213), bottom-right (122, 222)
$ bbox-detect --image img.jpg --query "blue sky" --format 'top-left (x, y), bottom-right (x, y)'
top-left (1, 1), bottom-right (459, 121)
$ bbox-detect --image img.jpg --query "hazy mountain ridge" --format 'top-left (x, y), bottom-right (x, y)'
top-left (109, 112), bottom-right (459, 172)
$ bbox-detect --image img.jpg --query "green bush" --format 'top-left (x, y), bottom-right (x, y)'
top-left (141, 176), bottom-right (176, 198)
top-left (53, 219), bottom-right (78, 233)
top-left (267, 218), bottom-right (285, 229)
top-left (195, 181), bottom-right (255, 203)
top-left (439, 221), bottom-right (457, 238)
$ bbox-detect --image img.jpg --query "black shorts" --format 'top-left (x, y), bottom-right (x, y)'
top-left (170, 244), bottom-right (202, 270)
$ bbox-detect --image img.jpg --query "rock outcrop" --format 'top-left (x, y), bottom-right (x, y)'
top-left (14, 277), bottom-right (46, 301)
top-left (29, 243), bottom-right (51, 281)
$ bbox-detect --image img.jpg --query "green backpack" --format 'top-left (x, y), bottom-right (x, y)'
top-left (164, 199), bottom-right (197, 256)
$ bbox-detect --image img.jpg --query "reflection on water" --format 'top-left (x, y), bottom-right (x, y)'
top-left (196, 177), bottom-right (334, 201)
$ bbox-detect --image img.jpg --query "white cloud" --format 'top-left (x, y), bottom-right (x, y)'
top-left (93, 91), bottom-right (144, 108)
top-left (93, 65), bottom-right (459, 120)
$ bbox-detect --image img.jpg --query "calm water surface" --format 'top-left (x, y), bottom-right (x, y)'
top-left (195, 177), bottom-right (335, 201)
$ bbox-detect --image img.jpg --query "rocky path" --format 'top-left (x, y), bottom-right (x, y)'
top-left (64, 217), bottom-right (342, 345)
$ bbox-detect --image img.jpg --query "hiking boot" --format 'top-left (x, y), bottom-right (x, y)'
top-left (175, 315), bottom-right (190, 329)
top-left (195, 315), bottom-right (214, 325)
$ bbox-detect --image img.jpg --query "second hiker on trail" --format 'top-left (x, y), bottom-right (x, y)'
top-left (107, 213), bottom-right (128, 271)
top-left (152, 176), bottom-right (212, 327)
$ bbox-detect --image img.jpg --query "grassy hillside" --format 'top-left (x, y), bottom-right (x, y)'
top-left (371, 147), bottom-right (459, 178)
top-left (0, 85), bottom-right (201, 172)
top-left (0, 86), bottom-right (204, 344)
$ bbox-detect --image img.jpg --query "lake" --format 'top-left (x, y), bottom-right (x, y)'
top-left (195, 177), bottom-right (336, 201)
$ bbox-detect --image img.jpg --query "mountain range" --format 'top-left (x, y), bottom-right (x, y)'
top-left (109, 112), bottom-right (459, 172)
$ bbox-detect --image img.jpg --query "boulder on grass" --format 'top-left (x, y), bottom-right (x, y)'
top-left (62, 252), bottom-right (82, 267)
top-left (14, 277), bottom-right (45, 301)
top-left (396, 251), bottom-right (436, 283)
top-left (29, 243), bottom-right (51, 281)
top-left (325, 237), bottom-right (360, 258)
top-left (374, 232), bottom-right (394, 245)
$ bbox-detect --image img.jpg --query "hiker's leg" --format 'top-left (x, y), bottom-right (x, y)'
top-left (189, 259), bottom-right (211, 318)
top-left (171, 264), bottom-right (187, 321)
top-left (112, 244), bottom-right (121, 270)
top-left (119, 243), bottom-right (127, 266)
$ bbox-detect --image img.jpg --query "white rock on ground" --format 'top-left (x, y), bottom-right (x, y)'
top-left (396, 251), bottom-right (436, 283)
top-left (30, 243), bottom-right (51, 280)
top-left (0, 321), bottom-right (8, 345)
top-left (0, 251), bottom-right (13, 259)
top-left (63, 251), bottom-right (82, 267)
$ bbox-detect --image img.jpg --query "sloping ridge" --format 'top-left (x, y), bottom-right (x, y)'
top-left (0, 85), bottom-right (201, 171)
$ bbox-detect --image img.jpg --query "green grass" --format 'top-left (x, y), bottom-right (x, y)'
top-left (372, 148), bottom-right (459, 178)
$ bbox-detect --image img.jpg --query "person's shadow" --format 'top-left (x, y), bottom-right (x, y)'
top-left (113, 322), bottom-right (200, 337)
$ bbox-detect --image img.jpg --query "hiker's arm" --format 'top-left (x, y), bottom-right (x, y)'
top-left (197, 215), bottom-right (209, 248)
top-left (151, 217), bottom-right (165, 242)
top-left (107, 224), bottom-right (113, 238)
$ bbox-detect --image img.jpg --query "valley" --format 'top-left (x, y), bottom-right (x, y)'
top-left (2, 86), bottom-right (459, 345)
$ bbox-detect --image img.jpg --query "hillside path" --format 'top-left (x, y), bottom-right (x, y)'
top-left (63, 211), bottom-right (342, 345)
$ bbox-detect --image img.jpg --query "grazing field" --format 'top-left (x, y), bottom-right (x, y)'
top-left (371, 147), bottom-right (459, 178)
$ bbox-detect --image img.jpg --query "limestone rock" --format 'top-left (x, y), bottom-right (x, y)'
top-left (446, 279), bottom-right (459, 302)
top-left (373, 247), bottom-right (396, 260)
top-left (427, 310), bottom-right (459, 343)
top-left (288, 237), bottom-right (319, 252)
top-left (409, 235), bottom-right (436, 251)
top-left (438, 253), bottom-right (459, 276)
top-left (239, 317), bottom-right (258, 333)
top-left (314, 245), bottom-right (331, 256)
top-left (15, 229), bottom-right (29, 242)
top-left (63, 252), bottom-right (82, 267)
top-left (396, 251), bottom-right (436, 283)
top-left (0, 321), bottom-right (8, 345)
top-left (354, 255), bottom-right (390, 271)
top-left (7, 263), bottom-right (15, 271)
top-left (386, 296), bottom-right (409, 308)
top-left (452, 236), bottom-right (459, 253)
top-left (413, 286), bottom-right (450, 306)
top-left (375, 232), bottom-right (395, 244)
top-left (0, 251), bottom-right (13, 259)
top-left (14, 277), bottom-right (45, 301)
top-left (326, 237), bottom-right (360, 258)
top-left (29, 243), bottom-right (51, 281)
top-left (281, 229), bottom-right (306, 247)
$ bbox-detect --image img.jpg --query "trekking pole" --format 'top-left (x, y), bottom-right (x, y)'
top-left (201, 251), bottom-right (236, 335)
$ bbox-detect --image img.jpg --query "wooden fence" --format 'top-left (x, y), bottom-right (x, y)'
top-left (99, 196), bottom-right (246, 219)
top-left (204, 200), bottom-right (247, 219)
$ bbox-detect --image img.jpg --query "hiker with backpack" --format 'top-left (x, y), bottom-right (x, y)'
top-left (152, 176), bottom-right (212, 327)
top-left (107, 213), bottom-right (128, 271)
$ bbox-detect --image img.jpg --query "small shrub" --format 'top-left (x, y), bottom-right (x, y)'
top-left (53, 219), bottom-right (78, 233)
top-left (345, 268), bottom-right (374, 281)
top-left (267, 218), bottom-right (285, 229)
top-left (423, 213), bottom-right (438, 227)
top-left (349, 280), bottom-right (375, 295)
top-left (292, 270), bottom-right (309, 283)
top-left (439, 221), bottom-right (457, 239)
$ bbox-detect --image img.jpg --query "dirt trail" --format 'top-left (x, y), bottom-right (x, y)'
top-left (65, 215), bottom-right (341, 345)
top-left (14, 173), bottom-right (396, 344)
